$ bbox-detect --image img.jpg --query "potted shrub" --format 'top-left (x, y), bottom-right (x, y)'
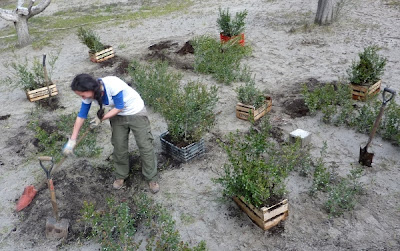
top-left (159, 82), bottom-right (219, 162)
top-left (77, 27), bottom-right (115, 63)
top-left (217, 7), bottom-right (248, 46)
top-left (215, 120), bottom-right (306, 230)
top-left (4, 55), bottom-right (58, 102)
top-left (235, 80), bottom-right (272, 121)
top-left (347, 45), bottom-right (387, 101)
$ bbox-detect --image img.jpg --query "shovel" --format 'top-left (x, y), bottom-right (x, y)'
top-left (42, 54), bottom-right (53, 105)
top-left (359, 87), bottom-right (395, 167)
top-left (38, 156), bottom-right (69, 239)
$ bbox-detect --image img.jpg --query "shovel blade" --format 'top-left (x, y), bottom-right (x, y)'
top-left (359, 147), bottom-right (374, 167)
top-left (45, 217), bottom-right (69, 239)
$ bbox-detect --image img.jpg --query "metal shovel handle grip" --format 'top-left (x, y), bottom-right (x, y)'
top-left (38, 156), bottom-right (53, 161)
top-left (382, 87), bottom-right (395, 105)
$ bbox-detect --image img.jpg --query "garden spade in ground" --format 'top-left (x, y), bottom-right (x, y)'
top-left (38, 156), bottom-right (69, 239)
top-left (359, 87), bottom-right (395, 167)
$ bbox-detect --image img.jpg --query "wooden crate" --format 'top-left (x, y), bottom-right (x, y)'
top-left (26, 84), bottom-right (58, 102)
top-left (233, 196), bottom-right (288, 231)
top-left (236, 96), bottom-right (272, 121)
top-left (351, 80), bottom-right (381, 101)
top-left (89, 46), bottom-right (115, 63)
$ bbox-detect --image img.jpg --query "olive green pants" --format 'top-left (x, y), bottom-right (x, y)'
top-left (109, 114), bottom-right (157, 181)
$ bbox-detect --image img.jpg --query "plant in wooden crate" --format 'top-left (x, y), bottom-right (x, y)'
top-left (217, 7), bottom-right (248, 45)
top-left (215, 120), bottom-right (307, 230)
top-left (159, 82), bottom-right (219, 162)
top-left (347, 45), bottom-right (387, 101)
top-left (192, 35), bottom-right (252, 84)
top-left (3, 54), bottom-right (59, 102)
top-left (77, 27), bottom-right (115, 63)
top-left (235, 80), bottom-right (272, 121)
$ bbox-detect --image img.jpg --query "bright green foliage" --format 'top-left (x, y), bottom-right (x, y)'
top-left (309, 143), bottom-right (331, 196)
top-left (81, 194), bottom-right (207, 251)
top-left (28, 113), bottom-right (101, 162)
top-left (302, 83), bottom-right (400, 145)
top-left (77, 27), bottom-right (105, 52)
top-left (3, 54), bottom-right (58, 91)
top-left (347, 45), bottom-right (387, 86)
top-left (128, 60), bottom-right (181, 113)
top-left (215, 119), bottom-right (310, 208)
top-left (160, 82), bottom-right (219, 144)
top-left (324, 168), bottom-right (363, 217)
top-left (192, 35), bottom-right (252, 84)
top-left (236, 80), bottom-right (265, 109)
top-left (217, 8), bottom-right (248, 37)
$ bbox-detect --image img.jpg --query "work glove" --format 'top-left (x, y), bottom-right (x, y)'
top-left (62, 138), bottom-right (76, 156)
top-left (90, 117), bottom-right (101, 129)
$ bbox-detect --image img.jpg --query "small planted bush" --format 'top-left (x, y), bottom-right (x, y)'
top-left (216, 120), bottom-right (309, 208)
top-left (236, 79), bottom-right (265, 109)
top-left (128, 60), bottom-right (181, 113)
top-left (347, 45), bottom-right (387, 86)
top-left (77, 27), bottom-right (106, 53)
top-left (81, 194), bottom-right (207, 250)
top-left (160, 82), bottom-right (219, 145)
top-left (217, 7), bottom-right (248, 37)
top-left (192, 35), bottom-right (252, 84)
top-left (3, 54), bottom-right (58, 91)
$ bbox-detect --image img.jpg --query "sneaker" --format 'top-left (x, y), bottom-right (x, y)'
top-left (113, 179), bottom-right (124, 189)
top-left (148, 181), bottom-right (160, 194)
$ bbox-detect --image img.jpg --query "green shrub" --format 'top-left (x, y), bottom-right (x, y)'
top-left (217, 7), bottom-right (248, 37)
top-left (192, 35), bottom-right (252, 84)
top-left (324, 168), bottom-right (363, 217)
top-left (215, 120), bottom-right (310, 208)
top-left (347, 45), bottom-right (387, 86)
top-left (160, 82), bottom-right (219, 145)
top-left (82, 194), bottom-right (206, 251)
top-left (77, 27), bottom-right (105, 52)
top-left (128, 60), bottom-right (181, 113)
top-left (3, 54), bottom-right (58, 91)
top-left (236, 79), bottom-right (265, 109)
top-left (28, 112), bottom-right (101, 162)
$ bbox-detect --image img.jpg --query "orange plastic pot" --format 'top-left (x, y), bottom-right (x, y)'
top-left (220, 33), bottom-right (245, 46)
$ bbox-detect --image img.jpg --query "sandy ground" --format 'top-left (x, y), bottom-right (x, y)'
top-left (1, 0), bottom-right (400, 250)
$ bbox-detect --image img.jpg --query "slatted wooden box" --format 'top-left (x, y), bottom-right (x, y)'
top-left (89, 46), bottom-right (115, 63)
top-left (26, 84), bottom-right (58, 102)
top-left (233, 196), bottom-right (288, 231)
top-left (351, 80), bottom-right (381, 101)
top-left (236, 96), bottom-right (272, 121)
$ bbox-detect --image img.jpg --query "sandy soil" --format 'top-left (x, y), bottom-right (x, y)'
top-left (1, 0), bottom-right (400, 250)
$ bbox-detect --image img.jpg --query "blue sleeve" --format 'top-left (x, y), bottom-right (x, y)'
top-left (113, 91), bottom-right (124, 109)
top-left (77, 102), bottom-right (91, 119)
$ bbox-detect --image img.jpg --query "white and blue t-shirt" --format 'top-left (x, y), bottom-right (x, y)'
top-left (77, 76), bottom-right (144, 119)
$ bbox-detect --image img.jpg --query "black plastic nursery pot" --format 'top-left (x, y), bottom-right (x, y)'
top-left (160, 131), bottom-right (205, 163)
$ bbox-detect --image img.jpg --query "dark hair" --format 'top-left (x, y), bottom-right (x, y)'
top-left (71, 74), bottom-right (104, 119)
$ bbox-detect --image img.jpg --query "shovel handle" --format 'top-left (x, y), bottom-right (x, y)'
top-left (38, 156), bottom-right (53, 161)
top-left (382, 87), bottom-right (395, 105)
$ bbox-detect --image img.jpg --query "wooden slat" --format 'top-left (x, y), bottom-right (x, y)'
top-left (89, 46), bottom-right (115, 63)
top-left (351, 80), bottom-right (381, 101)
top-left (233, 196), bottom-right (289, 231)
top-left (236, 97), bottom-right (272, 121)
top-left (26, 84), bottom-right (58, 102)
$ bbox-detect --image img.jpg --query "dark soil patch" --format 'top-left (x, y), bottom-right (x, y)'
top-left (37, 96), bottom-right (63, 111)
top-left (176, 41), bottom-right (194, 55)
top-left (144, 40), bottom-right (194, 70)
top-left (270, 126), bottom-right (284, 143)
top-left (98, 56), bottom-right (132, 76)
top-left (0, 114), bottom-right (11, 120)
top-left (283, 98), bottom-right (309, 118)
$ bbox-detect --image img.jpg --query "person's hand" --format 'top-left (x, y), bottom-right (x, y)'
top-left (90, 117), bottom-right (101, 129)
top-left (62, 138), bottom-right (76, 156)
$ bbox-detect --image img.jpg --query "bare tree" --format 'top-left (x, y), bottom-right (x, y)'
top-left (0, 0), bottom-right (51, 47)
top-left (315, 0), bottom-right (338, 25)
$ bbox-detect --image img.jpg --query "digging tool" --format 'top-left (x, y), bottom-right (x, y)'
top-left (42, 54), bottom-right (52, 105)
top-left (38, 156), bottom-right (69, 239)
top-left (359, 87), bottom-right (395, 167)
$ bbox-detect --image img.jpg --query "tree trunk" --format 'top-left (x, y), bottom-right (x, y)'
top-left (315, 0), bottom-right (337, 25)
top-left (14, 16), bottom-right (31, 47)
